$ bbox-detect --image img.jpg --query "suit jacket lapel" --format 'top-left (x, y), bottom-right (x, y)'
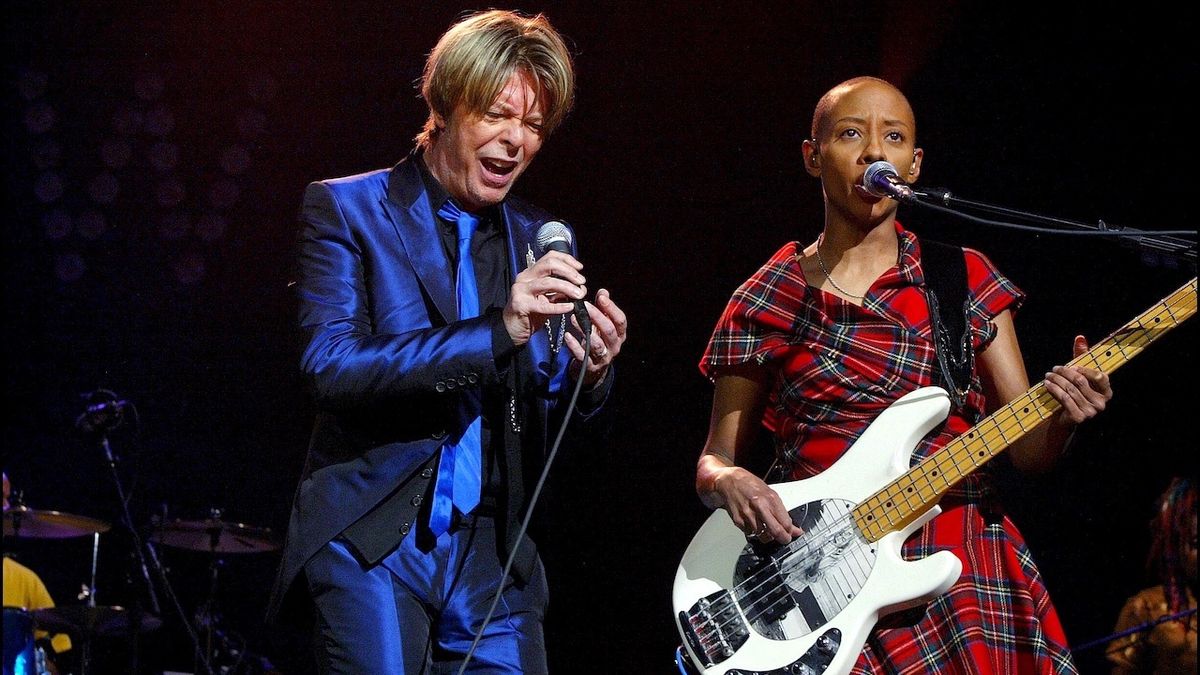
top-left (377, 157), bottom-right (558, 385)
top-left (502, 204), bottom-right (553, 381)
top-left (380, 160), bottom-right (458, 323)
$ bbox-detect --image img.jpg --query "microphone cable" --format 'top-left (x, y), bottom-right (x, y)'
top-left (457, 322), bottom-right (596, 675)
top-left (1071, 606), bottom-right (1197, 656)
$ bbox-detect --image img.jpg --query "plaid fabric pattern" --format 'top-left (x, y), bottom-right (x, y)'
top-left (855, 499), bottom-right (1078, 674)
top-left (701, 224), bottom-right (1078, 673)
top-left (701, 224), bottom-right (1024, 474)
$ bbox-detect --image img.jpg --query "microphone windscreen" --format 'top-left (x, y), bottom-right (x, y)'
top-left (864, 160), bottom-right (899, 186)
top-left (535, 221), bottom-right (573, 255)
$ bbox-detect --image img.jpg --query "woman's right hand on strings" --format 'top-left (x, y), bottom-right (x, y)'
top-left (699, 456), bottom-right (802, 545)
top-left (697, 367), bottom-right (803, 545)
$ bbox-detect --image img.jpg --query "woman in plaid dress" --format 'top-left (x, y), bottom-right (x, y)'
top-left (694, 76), bottom-right (1113, 673)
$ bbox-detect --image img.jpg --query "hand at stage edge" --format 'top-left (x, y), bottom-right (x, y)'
top-left (565, 288), bottom-right (627, 387)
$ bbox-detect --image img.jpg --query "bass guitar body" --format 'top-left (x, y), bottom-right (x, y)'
top-left (673, 386), bottom-right (962, 675)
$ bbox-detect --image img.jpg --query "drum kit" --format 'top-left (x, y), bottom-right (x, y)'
top-left (4, 391), bottom-right (284, 674)
top-left (3, 499), bottom-right (280, 675)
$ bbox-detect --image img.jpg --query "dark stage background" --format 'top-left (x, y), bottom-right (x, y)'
top-left (3, 2), bottom-right (1196, 673)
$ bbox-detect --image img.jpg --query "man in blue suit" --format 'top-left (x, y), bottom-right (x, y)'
top-left (266, 10), bottom-right (626, 673)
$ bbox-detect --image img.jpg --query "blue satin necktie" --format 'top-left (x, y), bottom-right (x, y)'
top-left (429, 199), bottom-right (483, 537)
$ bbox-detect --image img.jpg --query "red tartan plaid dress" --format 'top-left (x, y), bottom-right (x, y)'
top-left (700, 224), bottom-right (1078, 674)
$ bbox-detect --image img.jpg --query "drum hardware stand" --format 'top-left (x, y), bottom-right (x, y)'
top-left (198, 507), bottom-right (227, 674)
top-left (71, 531), bottom-right (102, 675)
top-left (79, 390), bottom-right (215, 675)
top-left (7, 490), bottom-right (27, 549)
top-left (152, 508), bottom-right (282, 674)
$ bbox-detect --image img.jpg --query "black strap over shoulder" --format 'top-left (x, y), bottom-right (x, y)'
top-left (921, 239), bottom-right (975, 413)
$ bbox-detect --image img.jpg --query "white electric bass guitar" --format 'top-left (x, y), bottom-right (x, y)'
top-left (673, 277), bottom-right (1196, 675)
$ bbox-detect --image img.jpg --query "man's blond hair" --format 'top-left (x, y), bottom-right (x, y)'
top-left (416, 10), bottom-right (575, 148)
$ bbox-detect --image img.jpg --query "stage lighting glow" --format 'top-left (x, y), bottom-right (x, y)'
top-left (209, 180), bottom-right (240, 210)
top-left (31, 138), bottom-right (61, 170)
top-left (134, 72), bottom-right (165, 101)
top-left (17, 69), bottom-right (48, 101)
top-left (54, 252), bottom-right (85, 282)
top-left (195, 213), bottom-right (227, 242)
top-left (236, 109), bottom-right (267, 138)
top-left (220, 145), bottom-right (251, 175)
top-left (24, 101), bottom-right (56, 134)
top-left (112, 105), bottom-right (143, 135)
top-left (43, 210), bottom-right (72, 240)
top-left (155, 177), bottom-right (186, 208)
top-left (34, 172), bottom-right (64, 203)
top-left (171, 251), bottom-right (206, 284)
top-left (158, 212), bottom-right (190, 240)
top-left (101, 138), bottom-right (132, 169)
top-left (145, 104), bottom-right (175, 137)
top-left (77, 210), bottom-right (107, 240)
top-left (148, 141), bottom-right (179, 172)
top-left (87, 172), bottom-right (119, 205)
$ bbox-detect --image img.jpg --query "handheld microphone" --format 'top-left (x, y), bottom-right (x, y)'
top-left (535, 221), bottom-right (592, 336)
top-left (863, 161), bottom-right (915, 202)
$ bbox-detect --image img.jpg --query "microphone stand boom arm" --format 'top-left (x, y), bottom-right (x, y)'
top-left (907, 186), bottom-right (1196, 268)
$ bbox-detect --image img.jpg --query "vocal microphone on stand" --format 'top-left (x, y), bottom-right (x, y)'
top-left (86, 400), bottom-right (129, 415)
top-left (75, 391), bottom-right (128, 434)
top-left (862, 161), bottom-right (916, 202)
top-left (862, 160), bottom-right (955, 205)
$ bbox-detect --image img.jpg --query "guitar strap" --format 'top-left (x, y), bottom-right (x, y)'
top-left (921, 239), bottom-right (976, 417)
top-left (761, 239), bottom-right (976, 484)
top-left (922, 240), bottom-right (1005, 523)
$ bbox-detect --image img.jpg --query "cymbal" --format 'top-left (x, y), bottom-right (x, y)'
top-left (2, 506), bottom-right (112, 539)
top-left (31, 605), bottom-right (162, 637)
top-left (151, 517), bottom-right (280, 554)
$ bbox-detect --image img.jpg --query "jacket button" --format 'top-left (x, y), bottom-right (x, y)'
top-left (456, 375), bottom-right (468, 386)
top-left (431, 430), bottom-right (446, 440)
top-left (421, 466), bottom-right (433, 478)
top-left (445, 379), bottom-right (457, 390)
top-left (467, 373), bottom-right (478, 384)
top-left (411, 494), bottom-right (423, 506)
top-left (435, 382), bottom-right (446, 393)
top-left (400, 522), bottom-right (411, 535)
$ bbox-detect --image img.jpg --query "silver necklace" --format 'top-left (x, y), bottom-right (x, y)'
top-left (814, 235), bottom-right (866, 299)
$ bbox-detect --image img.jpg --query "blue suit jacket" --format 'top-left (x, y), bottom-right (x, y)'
top-left (266, 156), bottom-right (606, 621)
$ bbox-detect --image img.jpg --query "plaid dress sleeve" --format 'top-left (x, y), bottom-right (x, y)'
top-left (963, 246), bottom-right (1026, 352)
top-left (700, 241), bottom-right (807, 379)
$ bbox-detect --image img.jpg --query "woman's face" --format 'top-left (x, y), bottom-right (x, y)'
top-left (808, 80), bottom-right (922, 225)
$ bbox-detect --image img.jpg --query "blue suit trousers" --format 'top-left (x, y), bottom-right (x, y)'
top-left (304, 516), bottom-right (548, 674)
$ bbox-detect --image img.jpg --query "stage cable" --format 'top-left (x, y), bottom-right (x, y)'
top-left (457, 323), bottom-right (595, 675)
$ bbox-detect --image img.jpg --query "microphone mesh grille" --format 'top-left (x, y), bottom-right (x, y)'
top-left (864, 160), bottom-right (899, 185)
top-left (535, 221), bottom-right (572, 253)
